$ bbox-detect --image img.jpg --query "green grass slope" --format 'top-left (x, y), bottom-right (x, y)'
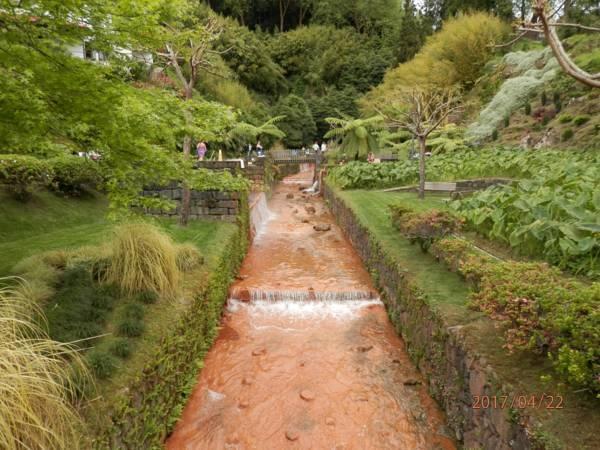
top-left (0, 191), bottom-right (110, 275)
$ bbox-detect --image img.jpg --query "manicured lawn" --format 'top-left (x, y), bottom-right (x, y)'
top-left (0, 190), bottom-right (236, 276)
top-left (338, 190), bottom-right (470, 322)
top-left (0, 191), bottom-right (111, 275)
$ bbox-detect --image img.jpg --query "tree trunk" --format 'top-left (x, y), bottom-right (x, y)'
top-left (417, 136), bottom-right (427, 200)
top-left (180, 85), bottom-right (194, 226)
top-left (279, 0), bottom-right (284, 31)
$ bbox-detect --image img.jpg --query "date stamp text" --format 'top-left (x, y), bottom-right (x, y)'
top-left (471, 394), bottom-right (564, 409)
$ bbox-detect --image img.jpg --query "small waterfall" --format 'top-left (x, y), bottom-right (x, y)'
top-left (249, 192), bottom-right (274, 240)
top-left (227, 298), bottom-right (382, 320)
top-left (283, 163), bottom-right (314, 184)
top-left (230, 288), bottom-right (378, 302)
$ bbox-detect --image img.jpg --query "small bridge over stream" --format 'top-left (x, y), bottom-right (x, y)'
top-left (269, 150), bottom-right (318, 164)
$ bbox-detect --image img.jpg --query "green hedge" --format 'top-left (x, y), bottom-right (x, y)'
top-left (0, 154), bottom-right (52, 200)
top-left (431, 237), bottom-right (600, 397)
top-left (390, 204), bottom-right (461, 252)
top-left (92, 193), bottom-right (249, 449)
top-left (49, 156), bottom-right (102, 195)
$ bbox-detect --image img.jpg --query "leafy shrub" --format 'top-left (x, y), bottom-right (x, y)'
top-left (109, 339), bottom-right (131, 359)
top-left (87, 350), bottom-right (118, 379)
top-left (524, 102), bottom-right (531, 115)
top-left (117, 317), bottom-right (145, 337)
top-left (430, 237), bottom-right (476, 272)
top-left (48, 156), bottom-right (102, 195)
top-left (328, 147), bottom-right (592, 191)
top-left (558, 114), bottom-right (573, 123)
top-left (175, 243), bottom-right (204, 272)
top-left (573, 115), bottom-right (590, 126)
top-left (102, 223), bottom-right (179, 298)
top-left (137, 290), bottom-right (159, 305)
top-left (503, 115), bottom-right (510, 127)
top-left (451, 154), bottom-right (600, 278)
top-left (0, 154), bottom-right (52, 201)
top-left (429, 239), bottom-right (599, 395)
top-left (188, 168), bottom-right (250, 192)
top-left (461, 258), bottom-right (599, 395)
top-left (390, 205), bottom-right (461, 251)
top-left (562, 129), bottom-right (574, 141)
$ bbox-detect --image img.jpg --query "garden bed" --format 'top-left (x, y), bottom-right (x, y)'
top-left (88, 199), bottom-right (249, 449)
top-left (323, 185), bottom-right (600, 450)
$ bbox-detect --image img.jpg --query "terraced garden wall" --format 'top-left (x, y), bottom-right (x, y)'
top-left (323, 183), bottom-right (534, 450)
top-left (92, 195), bottom-right (249, 449)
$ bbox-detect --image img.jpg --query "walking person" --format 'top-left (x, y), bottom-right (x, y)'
top-left (320, 141), bottom-right (327, 153)
top-left (246, 143), bottom-right (253, 161)
top-left (196, 141), bottom-right (207, 161)
top-left (256, 140), bottom-right (264, 157)
top-left (312, 141), bottom-right (320, 154)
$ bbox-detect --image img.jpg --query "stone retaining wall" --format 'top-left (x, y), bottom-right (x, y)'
top-left (142, 185), bottom-right (240, 222)
top-left (323, 183), bottom-right (532, 450)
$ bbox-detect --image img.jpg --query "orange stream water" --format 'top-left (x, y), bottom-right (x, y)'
top-left (166, 169), bottom-right (456, 450)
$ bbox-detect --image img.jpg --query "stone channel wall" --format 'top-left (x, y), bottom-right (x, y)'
top-left (323, 183), bottom-right (532, 450)
top-left (142, 184), bottom-right (240, 222)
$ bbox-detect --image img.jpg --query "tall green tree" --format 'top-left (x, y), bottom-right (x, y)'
top-left (273, 94), bottom-right (316, 147)
top-left (396, 0), bottom-right (425, 63)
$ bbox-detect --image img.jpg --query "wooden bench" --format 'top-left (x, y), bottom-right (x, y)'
top-left (424, 181), bottom-right (457, 192)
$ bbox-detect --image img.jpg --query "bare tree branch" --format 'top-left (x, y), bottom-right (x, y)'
top-left (534, 0), bottom-right (600, 88)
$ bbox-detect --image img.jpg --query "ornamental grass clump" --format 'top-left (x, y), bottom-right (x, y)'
top-left (0, 278), bottom-right (89, 450)
top-left (104, 223), bottom-right (179, 298)
top-left (175, 243), bottom-right (204, 272)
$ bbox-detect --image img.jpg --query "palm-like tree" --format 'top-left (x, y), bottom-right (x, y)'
top-left (227, 116), bottom-right (286, 148)
top-left (324, 116), bottom-right (384, 160)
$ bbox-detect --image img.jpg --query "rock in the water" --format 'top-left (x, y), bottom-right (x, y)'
top-left (286, 193), bottom-right (294, 199)
top-left (403, 378), bottom-right (422, 386)
top-left (226, 433), bottom-right (240, 445)
top-left (235, 274), bottom-right (249, 281)
top-left (305, 205), bottom-right (316, 214)
top-left (356, 345), bottom-right (373, 353)
top-left (238, 399), bottom-right (250, 408)
top-left (325, 417), bottom-right (335, 426)
top-left (236, 288), bottom-right (251, 302)
top-left (301, 219), bottom-right (310, 224)
top-left (300, 389), bottom-right (316, 401)
top-left (242, 376), bottom-right (254, 385)
top-left (313, 223), bottom-right (331, 232)
top-left (285, 430), bottom-right (300, 441)
top-left (252, 347), bottom-right (266, 356)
